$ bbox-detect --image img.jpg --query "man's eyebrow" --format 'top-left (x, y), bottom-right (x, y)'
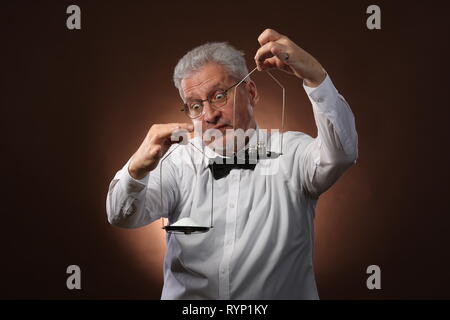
top-left (185, 83), bottom-right (225, 101)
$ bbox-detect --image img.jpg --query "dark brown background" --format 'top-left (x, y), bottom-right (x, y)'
top-left (1, 0), bottom-right (449, 299)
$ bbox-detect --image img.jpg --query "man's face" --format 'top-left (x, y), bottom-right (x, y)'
top-left (180, 62), bottom-right (258, 153)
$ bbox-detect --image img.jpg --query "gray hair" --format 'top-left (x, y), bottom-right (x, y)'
top-left (173, 42), bottom-right (249, 97)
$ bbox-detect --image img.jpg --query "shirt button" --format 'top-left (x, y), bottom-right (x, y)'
top-left (317, 97), bottom-right (324, 103)
top-left (230, 203), bottom-right (235, 208)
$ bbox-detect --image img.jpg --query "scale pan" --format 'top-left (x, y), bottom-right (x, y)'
top-left (163, 217), bottom-right (210, 235)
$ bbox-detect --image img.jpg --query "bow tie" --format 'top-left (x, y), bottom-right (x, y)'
top-left (208, 150), bottom-right (257, 180)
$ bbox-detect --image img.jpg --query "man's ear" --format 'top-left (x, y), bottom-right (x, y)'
top-left (246, 80), bottom-right (259, 106)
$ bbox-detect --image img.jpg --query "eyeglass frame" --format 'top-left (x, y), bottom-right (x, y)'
top-left (180, 79), bottom-right (243, 119)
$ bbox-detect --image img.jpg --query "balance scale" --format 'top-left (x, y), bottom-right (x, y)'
top-left (160, 67), bottom-right (286, 235)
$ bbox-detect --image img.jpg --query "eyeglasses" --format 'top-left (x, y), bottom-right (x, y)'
top-left (180, 81), bottom-right (240, 119)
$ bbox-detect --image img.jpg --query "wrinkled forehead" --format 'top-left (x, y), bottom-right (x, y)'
top-left (181, 63), bottom-right (233, 100)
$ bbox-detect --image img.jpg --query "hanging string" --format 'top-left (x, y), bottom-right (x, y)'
top-left (232, 67), bottom-right (285, 155)
top-left (159, 144), bottom-right (181, 229)
top-left (160, 140), bottom-right (211, 230)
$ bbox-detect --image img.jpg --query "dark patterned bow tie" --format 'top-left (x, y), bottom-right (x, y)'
top-left (208, 150), bottom-right (257, 180)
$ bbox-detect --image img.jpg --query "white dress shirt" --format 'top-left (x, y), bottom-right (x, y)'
top-left (106, 74), bottom-right (358, 299)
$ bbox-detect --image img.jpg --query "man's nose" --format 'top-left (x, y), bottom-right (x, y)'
top-left (203, 101), bottom-right (221, 124)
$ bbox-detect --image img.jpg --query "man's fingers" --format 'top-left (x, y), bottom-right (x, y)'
top-left (254, 41), bottom-right (277, 67)
top-left (169, 128), bottom-right (190, 145)
top-left (166, 123), bottom-right (194, 131)
top-left (164, 123), bottom-right (194, 135)
top-left (167, 123), bottom-right (193, 145)
top-left (257, 28), bottom-right (284, 46)
top-left (260, 56), bottom-right (283, 71)
top-left (152, 123), bottom-right (193, 143)
top-left (254, 41), bottom-right (288, 71)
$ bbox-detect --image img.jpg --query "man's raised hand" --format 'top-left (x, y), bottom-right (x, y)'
top-left (254, 28), bottom-right (327, 87)
top-left (128, 123), bottom-right (193, 179)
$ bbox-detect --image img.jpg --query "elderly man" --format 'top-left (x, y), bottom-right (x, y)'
top-left (106, 29), bottom-right (358, 299)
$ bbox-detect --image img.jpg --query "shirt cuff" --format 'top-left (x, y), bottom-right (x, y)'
top-left (121, 160), bottom-right (149, 194)
top-left (303, 74), bottom-right (340, 113)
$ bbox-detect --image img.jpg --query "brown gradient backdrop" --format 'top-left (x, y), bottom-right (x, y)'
top-left (1, 0), bottom-right (449, 299)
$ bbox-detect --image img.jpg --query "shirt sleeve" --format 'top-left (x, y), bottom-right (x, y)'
top-left (299, 73), bottom-right (358, 197)
top-left (106, 151), bottom-right (180, 228)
